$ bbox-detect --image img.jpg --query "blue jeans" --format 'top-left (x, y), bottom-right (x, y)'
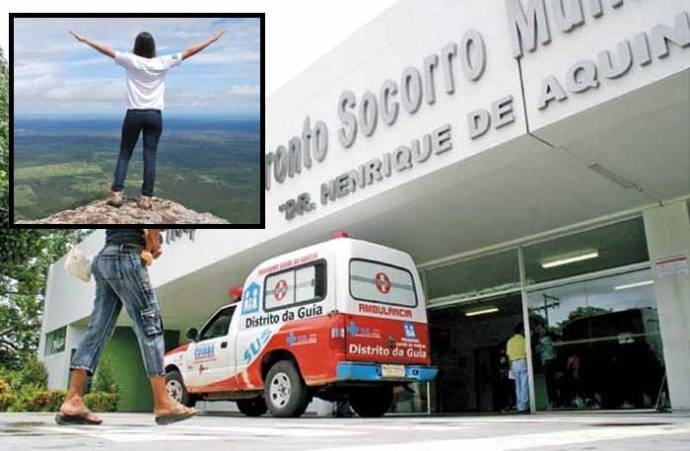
top-left (111, 109), bottom-right (163, 197)
top-left (511, 358), bottom-right (529, 411)
top-left (70, 245), bottom-right (165, 377)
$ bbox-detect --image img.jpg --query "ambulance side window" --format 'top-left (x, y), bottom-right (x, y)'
top-left (199, 306), bottom-right (235, 341)
top-left (264, 261), bottom-right (326, 311)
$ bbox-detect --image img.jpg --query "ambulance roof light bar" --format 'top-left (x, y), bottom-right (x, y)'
top-left (331, 231), bottom-right (349, 239)
top-left (228, 286), bottom-right (243, 301)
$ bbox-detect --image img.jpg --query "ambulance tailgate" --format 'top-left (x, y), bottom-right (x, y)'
top-left (345, 314), bottom-right (431, 365)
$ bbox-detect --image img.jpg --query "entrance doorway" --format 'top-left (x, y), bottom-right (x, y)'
top-left (429, 293), bottom-right (523, 413)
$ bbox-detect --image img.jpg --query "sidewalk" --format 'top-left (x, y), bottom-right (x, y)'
top-left (1, 410), bottom-right (689, 451)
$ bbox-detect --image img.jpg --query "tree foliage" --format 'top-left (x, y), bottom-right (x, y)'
top-left (566, 306), bottom-right (612, 321)
top-left (1, 48), bottom-right (8, 218)
top-left (0, 47), bottom-right (87, 368)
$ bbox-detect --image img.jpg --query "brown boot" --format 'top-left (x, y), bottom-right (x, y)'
top-left (138, 195), bottom-right (153, 210)
top-left (107, 191), bottom-right (124, 207)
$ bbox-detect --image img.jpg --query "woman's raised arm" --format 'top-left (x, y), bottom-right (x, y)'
top-left (181, 29), bottom-right (226, 61)
top-left (69, 30), bottom-right (116, 58)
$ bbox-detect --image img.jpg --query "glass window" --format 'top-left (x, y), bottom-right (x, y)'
top-left (350, 259), bottom-right (417, 307)
top-left (527, 269), bottom-right (665, 411)
top-left (45, 327), bottom-right (66, 356)
top-left (266, 271), bottom-right (295, 309)
top-left (199, 306), bottom-right (235, 341)
top-left (295, 266), bottom-right (316, 303)
top-left (264, 262), bottom-right (326, 311)
top-left (425, 250), bottom-right (519, 307)
top-left (428, 293), bottom-right (524, 413)
top-left (523, 218), bottom-right (648, 285)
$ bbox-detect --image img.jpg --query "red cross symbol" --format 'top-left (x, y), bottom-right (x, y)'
top-left (274, 279), bottom-right (288, 301)
top-left (374, 272), bottom-right (391, 294)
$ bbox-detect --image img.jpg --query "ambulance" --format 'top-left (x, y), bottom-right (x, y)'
top-left (164, 233), bottom-right (437, 417)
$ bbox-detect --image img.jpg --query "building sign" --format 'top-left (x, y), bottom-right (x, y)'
top-left (269, 1), bottom-right (690, 221)
top-left (505, 2), bottom-right (690, 110)
top-left (165, 229), bottom-right (196, 244)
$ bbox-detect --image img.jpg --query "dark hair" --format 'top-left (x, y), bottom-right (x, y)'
top-left (133, 32), bottom-right (156, 58)
top-left (514, 322), bottom-right (524, 334)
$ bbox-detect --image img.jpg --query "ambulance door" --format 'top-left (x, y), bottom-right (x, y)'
top-left (184, 305), bottom-right (236, 390)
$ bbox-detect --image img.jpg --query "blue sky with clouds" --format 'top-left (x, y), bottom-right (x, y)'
top-left (13, 16), bottom-right (260, 117)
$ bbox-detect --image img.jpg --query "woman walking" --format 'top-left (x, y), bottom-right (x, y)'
top-left (69, 29), bottom-right (225, 209)
top-left (55, 229), bottom-right (194, 425)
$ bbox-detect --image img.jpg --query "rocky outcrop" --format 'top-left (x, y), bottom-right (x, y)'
top-left (16, 197), bottom-right (229, 225)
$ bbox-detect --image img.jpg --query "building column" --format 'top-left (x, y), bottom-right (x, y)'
top-left (643, 200), bottom-right (690, 410)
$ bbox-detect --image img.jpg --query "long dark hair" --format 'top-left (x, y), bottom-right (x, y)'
top-left (133, 32), bottom-right (156, 58)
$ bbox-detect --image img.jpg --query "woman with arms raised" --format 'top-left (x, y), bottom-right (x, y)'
top-left (69, 28), bottom-right (225, 209)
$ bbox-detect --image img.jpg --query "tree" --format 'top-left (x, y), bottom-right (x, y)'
top-left (0, 47), bottom-right (87, 367)
top-left (566, 306), bottom-right (612, 322)
top-left (1, 48), bottom-right (8, 219)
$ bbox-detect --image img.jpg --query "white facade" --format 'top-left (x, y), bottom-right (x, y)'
top-left (42, 0), bottom-right (690, 411)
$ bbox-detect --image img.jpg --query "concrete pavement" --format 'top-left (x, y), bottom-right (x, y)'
top-left (1, 411), bottom-right (689, 451)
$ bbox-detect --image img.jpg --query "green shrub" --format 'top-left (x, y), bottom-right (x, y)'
top-left (0, 355), bottom-right (119, 412)
top-left (84, 392), bottom-right (118, 412)
top-left (0, 357), bottom-right (49, 393)
top-left (92, 356), bottom-right (119, 395)
top-left (45, 390), bottom-right (67, 412)
top-left (87, 355), bottom-right (119, 411)
top-left (6, 384), bottom-right (66, 412)
top-left (17, 357), bottom-right (49, 389)
top-left (10, 384), bottom-right (41, 412)
top-left (0, 379), bottom-right (15, 411)
top-left (0, 368), bottom-right (20, 392)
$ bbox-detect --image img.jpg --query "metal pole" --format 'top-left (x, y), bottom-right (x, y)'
top-left (518, 246), bottom-right (537, 413)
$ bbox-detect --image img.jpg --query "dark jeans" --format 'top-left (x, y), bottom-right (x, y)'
top-left (543, 360), bottom-right (560, 407)
top-left (112, 109), bottom-right (163, 197)
top-left (70, 245), bottom-right (165, 377)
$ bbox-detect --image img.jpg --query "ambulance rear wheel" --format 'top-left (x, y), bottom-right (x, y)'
top-left (237, 397), bottom-right (268, 417)
top-left (350, 386), bottom-right (393, 417)
top-left (264, 360), bottom-right (310, 417)
top-left (165, 370), bottom-right (195, 407)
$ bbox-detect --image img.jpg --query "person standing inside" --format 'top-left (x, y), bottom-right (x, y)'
top-left (69, 29), bottom-right (225, 209)
top-left (56, 229), bottom-right (196, 425)
top-left (497, 347), bottom-right (515, 411)
top-left (506, 322), bottom-right (530, 413)
top-left (536, 325), bottom-right (559, 409)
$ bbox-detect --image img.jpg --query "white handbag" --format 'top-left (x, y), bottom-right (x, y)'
top-left (64, 245), bottom-right (93, 282)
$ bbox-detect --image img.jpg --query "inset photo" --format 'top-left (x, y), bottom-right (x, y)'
top-left (10, 13), bottom-right (264, 227)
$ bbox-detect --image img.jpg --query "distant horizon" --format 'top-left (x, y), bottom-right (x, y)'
top-left (14, 112), bottom-right (260, 121)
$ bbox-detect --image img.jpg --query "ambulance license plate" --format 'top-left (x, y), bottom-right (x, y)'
top-left (381, 364), bottom-right (405, 378)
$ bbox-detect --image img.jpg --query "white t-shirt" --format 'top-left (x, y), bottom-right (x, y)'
top-left (114, 51), bottom-right (183, 110)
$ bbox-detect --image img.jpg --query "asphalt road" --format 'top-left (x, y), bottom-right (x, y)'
top-left (1, 411), bottom-right (689, 451)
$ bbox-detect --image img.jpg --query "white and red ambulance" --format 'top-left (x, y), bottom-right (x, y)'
top-left (164, 233), bottom-right (437, 417)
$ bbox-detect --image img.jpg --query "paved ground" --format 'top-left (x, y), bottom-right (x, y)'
top-left (1, 411), bottom-right (689, 451)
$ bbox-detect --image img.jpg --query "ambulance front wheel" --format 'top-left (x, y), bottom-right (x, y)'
top-left (264, 360), bottom-right (310, 417)
top-left (350, 386), bottom-right (393, 417)
top-left (165, 370), bottom-right (196, 407)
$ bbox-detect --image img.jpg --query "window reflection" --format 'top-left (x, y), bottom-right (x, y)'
top-left (523, 218), bottom-right (648, 285)
top-left (527, 269), bottom-right (665, 410)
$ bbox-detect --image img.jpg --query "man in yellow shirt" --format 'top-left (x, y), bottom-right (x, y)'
top-left (506, 322), bottom-right (529, 412)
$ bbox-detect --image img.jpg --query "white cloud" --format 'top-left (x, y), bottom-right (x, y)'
top-left (14, 75), bottom-right (123, 104)
top-left (227, 84), bottom-right (260, 95)
top-left (184, 49), bottom-right (259, 65)
top-left (11, 16), bottom-right (260, 114)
